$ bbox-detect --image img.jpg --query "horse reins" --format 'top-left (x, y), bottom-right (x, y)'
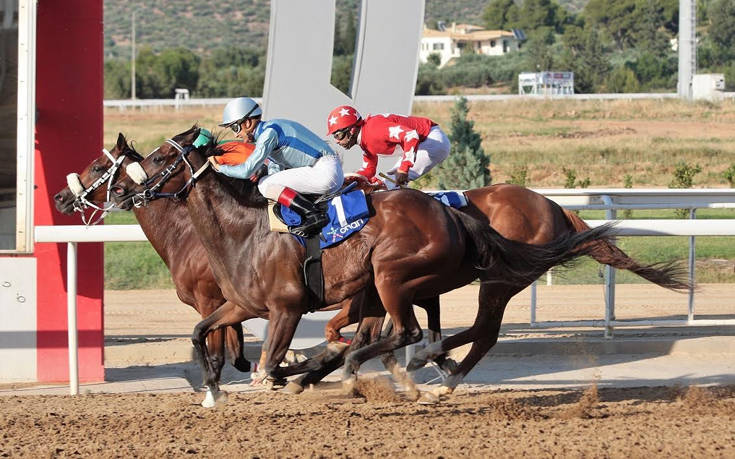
top-left (129, 138), bottom-right (211, 207)
top-left (66, 148), bottom-right (127, 225)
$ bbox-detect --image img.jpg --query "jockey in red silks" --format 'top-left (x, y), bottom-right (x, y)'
top-left (211, 97), bottom-right (344, 236)
top-left (326, 105), bottom-right (450, 188)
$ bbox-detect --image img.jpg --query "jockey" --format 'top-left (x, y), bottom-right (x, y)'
top-left (327, 105), bottom-right (450, 188)
top-left (211, 97), bottom-right (344, 236)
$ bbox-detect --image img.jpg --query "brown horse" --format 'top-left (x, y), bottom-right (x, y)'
top-left (54, 134), bottom-right (451, 399)
top-left (53, 134), bottom-right (253, 399)
top-left (109, 126), bottom-right (617, 400)
top-left (287, 181), bottom-right (690, 395)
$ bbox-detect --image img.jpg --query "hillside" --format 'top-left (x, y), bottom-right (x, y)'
top-left (104, 0), bottom-right (589, 59)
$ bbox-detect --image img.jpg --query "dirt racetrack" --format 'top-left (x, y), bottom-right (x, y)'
top-left (1, 384), bottom-right (734, 457)
top-left (1, 284), bottom-right (734, 457)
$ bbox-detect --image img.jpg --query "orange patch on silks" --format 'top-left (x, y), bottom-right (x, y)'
top-left (212, 141), bottom-right (255, 165)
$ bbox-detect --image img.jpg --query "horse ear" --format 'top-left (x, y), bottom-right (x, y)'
top-left (116, 133), bottom-right (127, 149)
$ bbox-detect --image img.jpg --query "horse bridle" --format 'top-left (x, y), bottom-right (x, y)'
top-left (66, 148), bottom-right (127, 225)
top-left (127, 138), bottom-right (210, 208)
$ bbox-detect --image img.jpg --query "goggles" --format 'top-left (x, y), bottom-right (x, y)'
top-left (333, 127), bottom-right (351, 141)
top-left (229, 118), bottom-right (244, 134)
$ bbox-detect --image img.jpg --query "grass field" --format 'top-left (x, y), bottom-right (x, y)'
top-left (102, 99), bottom-right (735, 288)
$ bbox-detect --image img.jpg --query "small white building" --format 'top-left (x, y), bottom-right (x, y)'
top-left (419, 23), bottom-right (522, 68)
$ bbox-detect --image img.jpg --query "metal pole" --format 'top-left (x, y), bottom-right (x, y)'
top-left (688, 208), bottom-right (696, 322)
top-left (678, 0), bottom-right (696, 100)
top-left (530, 280), bottom-right (537, 325)
top-left (67, 242), bottom-right (79, 396)
top-left (602, 196), bottom-right (616, 338)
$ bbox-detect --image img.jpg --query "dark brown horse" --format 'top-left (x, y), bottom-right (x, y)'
top-left (53, 134), bottom-right (254, 404)
top-left (54, 133), bottom-right (451, 401)
top-left (109, 126), bottom-right (617, 400)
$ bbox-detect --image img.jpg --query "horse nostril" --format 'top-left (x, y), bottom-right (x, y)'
top-left (111, 186), bottom-right (125, 196)
top-left (53, 193), bottom-right (62, 202)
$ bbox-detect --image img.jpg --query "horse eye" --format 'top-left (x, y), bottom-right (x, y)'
top-left (153, 155), bottom-right (164, 164)
top-left (92, 165), bottom-right (105, 173)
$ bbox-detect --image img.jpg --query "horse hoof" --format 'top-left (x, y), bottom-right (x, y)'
top-left (265, 378), bottom-right (287, 391)
top-left (406, 357), bottom-right (427, 372)
top-left (282, 381), bottom-right (304, 395)
top-left (432, 385), bottom-right (453, 398)
top-left (417, 391), bottom-right (440, 405)
top-left (342, 377), bottom-right (357, 396)
top-left (439, 358), bottom-right (459, 374)
top-left (201, 389), bottom-right (228, 408)
top-left (233, 356), bottom-right (252, 373)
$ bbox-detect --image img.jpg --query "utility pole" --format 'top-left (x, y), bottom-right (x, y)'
top-left (131, 10), bottom-right (136, 100)
top-left (678, 0), bottom-right (696, 100)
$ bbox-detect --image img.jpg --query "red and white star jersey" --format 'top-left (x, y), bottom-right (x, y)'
top-left (356, 114), bottom-right (437, 179)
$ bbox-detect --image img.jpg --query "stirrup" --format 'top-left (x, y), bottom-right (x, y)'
top-left (288, 213), bottom-right (328, 237)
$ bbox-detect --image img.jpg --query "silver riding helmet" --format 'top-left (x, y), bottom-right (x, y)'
top-left (219, 97), bottom-right (263, 126)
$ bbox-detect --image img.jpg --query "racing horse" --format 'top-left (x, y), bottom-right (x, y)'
top-left (109, 126), bottom-right (618, 400)
top-left (53, 134), bottom-right (254, 401)
top-left (54, 133), bottom-right (451, 399)
top-left (289, 180), bottom-right (691, 394)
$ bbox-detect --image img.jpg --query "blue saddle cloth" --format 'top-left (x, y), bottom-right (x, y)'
top-left (280, 190), bottom-right (370, 249)
top-left (426, 191), bottom-right (468, 209)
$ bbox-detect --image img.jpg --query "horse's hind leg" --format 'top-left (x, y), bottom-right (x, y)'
top-left (343, 285), bottom-right (422, 398)
top-left (415, 285), bottom-right (516, 397)
top-left (416, 296), bottom-right (458, 373)
top-left (192, 301), bottom-right (252, 407)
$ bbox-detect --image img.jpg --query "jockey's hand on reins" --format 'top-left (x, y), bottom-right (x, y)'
top-left (207, 156), bottom-right (221, 171)
top-left (394, 171), bottom-right (409, 187)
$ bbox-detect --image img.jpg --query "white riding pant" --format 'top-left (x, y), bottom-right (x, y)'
top-left (385, 125), bottom-right (450, 189)
top-left (258, 154), bottom-right (344, 200)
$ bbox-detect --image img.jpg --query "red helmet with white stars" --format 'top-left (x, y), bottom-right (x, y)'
top-left (327, 105), bottom-right (362, 135)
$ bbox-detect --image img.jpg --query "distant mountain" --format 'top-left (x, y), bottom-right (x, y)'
top-left (104, 0), bottom-right (589, 58)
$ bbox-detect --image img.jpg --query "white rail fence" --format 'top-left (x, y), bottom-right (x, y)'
top-left (35, 189), bottom-right (735, 394)
top-left (103, 93), bottom-right (735, 110)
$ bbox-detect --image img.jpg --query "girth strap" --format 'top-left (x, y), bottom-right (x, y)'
top-left (303, 234), bottom-right (324, 312)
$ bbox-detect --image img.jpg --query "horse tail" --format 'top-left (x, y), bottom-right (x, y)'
top-left (561, 209), bottom-right (691, 291)
top-left (452, 209), bottom-right (618, 286)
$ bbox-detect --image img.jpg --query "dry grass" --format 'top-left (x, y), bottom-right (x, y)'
top-left (105, 98), bottom-right (735, 188)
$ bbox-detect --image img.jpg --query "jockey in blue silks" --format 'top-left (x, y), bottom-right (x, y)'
top-left (210, 97), bottom-right (344, 236)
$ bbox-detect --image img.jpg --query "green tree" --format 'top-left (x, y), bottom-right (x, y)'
top-left (606, 65), bottom-right (641, 92)
top-left (559, 26), bottom-right (610, 93)
top-left (435, 97), bottom-right (491, 190)
top-left (633, 0), bottom-right (670, 57)
top-left (707, 0), bottom-right (735, 64)
top-left (515, 0), bottom-right (562, 32)
top-left (584, 0), bottom-right (638, 50)
top-left (524, 27), bottom-right (556, 72)
top-left (482, 0), bottom-right (518, 30)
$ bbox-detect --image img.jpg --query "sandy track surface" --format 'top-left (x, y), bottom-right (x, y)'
top-left (1, 384), bottom-right (734, 457)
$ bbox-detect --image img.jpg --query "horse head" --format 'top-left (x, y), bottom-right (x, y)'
top-left (110, 125), bottom-right (207, 210)
top-left (54, 132), bottom-right (144, 223)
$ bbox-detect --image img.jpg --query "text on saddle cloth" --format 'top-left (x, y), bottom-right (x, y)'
top-left (279, 189), bottom-right (370, 249)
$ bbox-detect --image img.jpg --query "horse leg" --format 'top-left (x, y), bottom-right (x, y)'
top-left (225, 322), bottom-right (251, 372)
top-left (261, 310), bottom-right (302, 388)
top-left (343, 286), bottom-right (422, 398)
top-left (290, 290), bottom-right (384, 392)
top-left (419, 286), bottom-right (515, 399)
top-left (416, 296), bottom-right (458, 374)
top-left (191, 301), bottom-right (252, 408)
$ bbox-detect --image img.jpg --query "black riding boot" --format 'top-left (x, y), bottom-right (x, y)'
top-left (278, 188), bottom-right (329, 237)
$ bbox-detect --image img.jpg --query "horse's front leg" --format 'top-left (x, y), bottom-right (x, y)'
top-left (225, 322), bottom-right (251, 372)
top-left (262, 310), bottom-right (302, 388)
top-left (191, 301), bottom-right (252, 408)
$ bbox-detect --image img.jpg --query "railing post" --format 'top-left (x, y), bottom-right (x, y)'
top-left (688, 208), bottom-right (696, 322)
top-left (602, 195), bottom-right (616, 338)
top-left (530, 280), bottom-right (537, 325)
top-left (67, 242), bottom-right (79, 396)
